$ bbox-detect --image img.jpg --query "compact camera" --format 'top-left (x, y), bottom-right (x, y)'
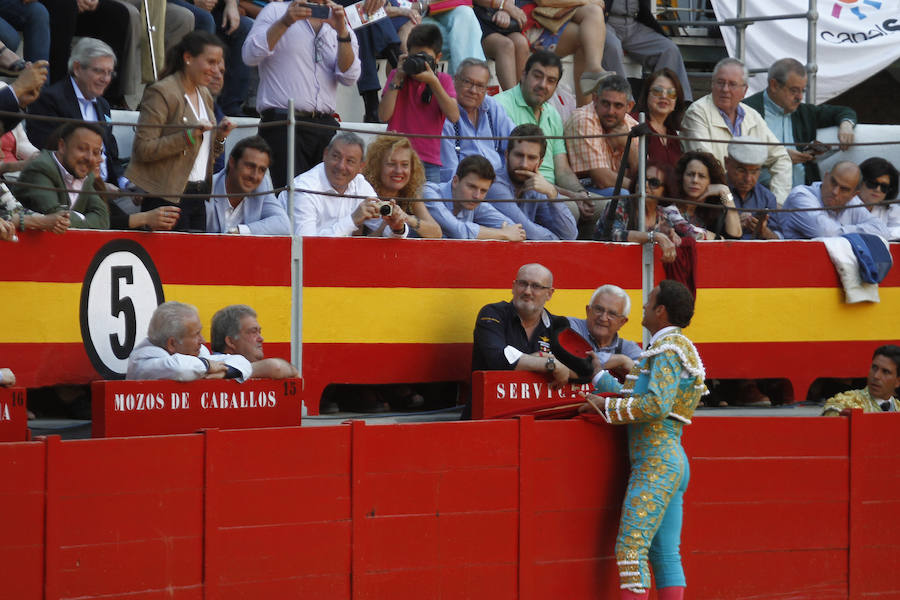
top-left (374, 200), bottom-right (393, 217)
top-left (402, 52), bottom-right (437, 76)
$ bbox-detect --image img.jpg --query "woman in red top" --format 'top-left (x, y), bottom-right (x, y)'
top-left (633, 68), bottom-right (686, 171)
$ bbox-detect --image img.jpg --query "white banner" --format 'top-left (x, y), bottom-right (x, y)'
top-left (710, 0), bottom-right (900, 104)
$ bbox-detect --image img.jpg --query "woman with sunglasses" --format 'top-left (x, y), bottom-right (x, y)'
top-left (633, 68), bottom-right (686, 170)
top-left (672, 150), bottom-right (741, 240)
top-left (597, 161), bottom-right (679, 262)
top-left (857, 157), bottom-right (900, 240)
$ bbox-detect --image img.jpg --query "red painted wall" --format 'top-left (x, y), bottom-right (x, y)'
top-left (1, 412), bottom-right (897, 599)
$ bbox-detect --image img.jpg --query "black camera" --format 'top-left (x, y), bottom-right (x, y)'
top-left (402, 52), bottom-right (437, 76)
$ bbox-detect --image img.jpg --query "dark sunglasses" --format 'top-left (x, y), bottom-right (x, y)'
top-left (646, 177), bottom-right (663, 189)
top-left (864, 179), bottom-right (891, 194)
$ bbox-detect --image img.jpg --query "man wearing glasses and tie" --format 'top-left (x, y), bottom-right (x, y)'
top-left (822, 345), bottom-right (900, 416)
top-left (467, 263), bottom-right (572, 418)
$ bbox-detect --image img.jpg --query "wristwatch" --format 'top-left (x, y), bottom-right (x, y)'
top-left (389, 80), bottom-right (403, 90)
top-left (545, 356), bottom-right (556, 372)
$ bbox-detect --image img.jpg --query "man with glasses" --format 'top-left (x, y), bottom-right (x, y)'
top-left (468, 263), bottom-right (572, 418)
top-left (724, 136), bottom-right (780, 239)
top-left (27, 38), bottom-right (128, 192)
top-left (681, 57), bottom-right (792, 206)
top-left (567, 284), bottom-right (641, 377)
top-left (743, 57), bottom-right (857, 187)
top-left (440, 58), bottom-right (516, 184)
top-left (780, 160), bottom-right (887, 239)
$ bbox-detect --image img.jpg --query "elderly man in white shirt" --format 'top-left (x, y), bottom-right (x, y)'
top-left (127, 301), bottom-right (252, 382)
top-left (281, 132), bottom-right (409, 238)
top-left (206, 135), bottom-right (290, 235)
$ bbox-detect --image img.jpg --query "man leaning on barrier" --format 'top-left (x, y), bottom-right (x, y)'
top-left (822, 345), bottom-right (900, 415)
top-left (780, 160), bottom-right (888, 240)
top-left (127, 301), bottom-right (252, 382)
top-left (466, 262), bottom-right (573, 419)
top-left (424, 154), bottom-right (526, 240)
top-left (283, 132), bottom-right (409, 238)
top-left (567, 284), bottom-right (642, 378)
top-left (211, 304), bottom-right (299, 379)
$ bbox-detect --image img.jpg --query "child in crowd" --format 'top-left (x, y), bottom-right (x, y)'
top-left (378, 23), bottom-right (460, 182)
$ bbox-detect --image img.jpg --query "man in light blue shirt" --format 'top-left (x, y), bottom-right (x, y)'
top-left (424, 155), bottom-right (526, 240)
top-left (724, 136), bottom-right (780, 239)
top-left (206, 136), bottom-right (290, 235)
top-left (487, 123), bottom-right (577, 240)
top-left (440, 58), bottom-right (516, 184)
top-left (781, 161), bottom-right (888, 239)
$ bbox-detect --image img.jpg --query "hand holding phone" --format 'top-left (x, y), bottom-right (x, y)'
top-left (301, 2), bottom-right (332, 18)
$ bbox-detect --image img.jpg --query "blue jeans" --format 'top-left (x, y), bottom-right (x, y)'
top-left (0, 0), bottom-right (50, 62)
top-left (423, 6), bottom-right (485, 75)
top-left (169, 0), bottom-right (252, 115)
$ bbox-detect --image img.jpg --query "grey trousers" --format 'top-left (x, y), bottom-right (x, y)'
top-left (601, 16), bottom-right (692, 100)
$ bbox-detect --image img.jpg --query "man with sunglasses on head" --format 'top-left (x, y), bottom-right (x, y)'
top-left (780, 160), bottom-right (887, 239)
top-left (567, 284), bottom-right (642, 378)
top-left (467, 263), bottom-right (572, 418)
top-left (743, 58), bottom-right (856, 188)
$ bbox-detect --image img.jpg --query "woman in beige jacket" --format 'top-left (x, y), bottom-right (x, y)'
top-left (126, 31), bottom-right (235, 231)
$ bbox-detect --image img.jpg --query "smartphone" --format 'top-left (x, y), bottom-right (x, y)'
top-left (301, 2), bottom-right (332, 18)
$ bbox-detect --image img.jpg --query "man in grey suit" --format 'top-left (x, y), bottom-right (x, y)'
top-left (205, 135), bottom-right (290, 235)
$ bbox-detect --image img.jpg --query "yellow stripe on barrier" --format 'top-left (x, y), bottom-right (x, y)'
top-left (303, 287), bottom-right (644, 344)
top-left (304, 286), bottom-right (899, 345)
top-left (0, 282), bottom-right (291, 344)
top-left (692, 287), bottom-right (900, 342)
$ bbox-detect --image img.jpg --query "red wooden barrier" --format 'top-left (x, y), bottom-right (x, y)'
top-left (90, 378), bottom-right (302, 437)
top-left (471, 371), bottom-right (592, 419)
top-left (0, 387), bottom-right (29, 441)
top-left (2, 412), bottom-right (900, 598)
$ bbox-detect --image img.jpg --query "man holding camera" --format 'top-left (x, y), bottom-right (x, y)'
top-left (285, 132), bottom-right (409, 237)
top-left (242, 0), bottom-right (361, 189)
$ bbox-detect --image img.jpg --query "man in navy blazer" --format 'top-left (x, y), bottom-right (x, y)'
top-left (206, 135), bottom-right (291, 235)
top-left (1, 61), bottom-right (48, 134)
top-left (25, 38), bottom-right (126, 189)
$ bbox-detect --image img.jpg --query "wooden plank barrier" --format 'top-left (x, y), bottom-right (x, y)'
top-left (91, 378), bottom-right (302, 437)
top-left (0, 387), bottom-right (29, 441)
top-left (1, 412), bottom-right (899, 598)
top-left (471, 370), bottom-right (592, 419)
top-left (2, 231), bottom-right (898, 414)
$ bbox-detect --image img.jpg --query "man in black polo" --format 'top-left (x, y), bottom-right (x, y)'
top-left (468, 263), bottom-right (572, 418)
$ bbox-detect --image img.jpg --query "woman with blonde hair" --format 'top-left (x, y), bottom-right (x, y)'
top-left (363, 135), bottom-right (442, 238)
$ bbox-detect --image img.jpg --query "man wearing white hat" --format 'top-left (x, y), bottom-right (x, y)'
top-left (724, 136), bottom-right (781, 239)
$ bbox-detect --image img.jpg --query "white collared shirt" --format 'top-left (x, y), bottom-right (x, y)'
top-left (184, 90), bottom-right (212, 183)
top-left (282, 162), bottom-right (407, 238)
top-left (71, 77), bottom-right (110, 182)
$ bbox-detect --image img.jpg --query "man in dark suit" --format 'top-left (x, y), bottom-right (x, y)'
top-left (743, 57), bottom-right (857, 186)
top-left (1, 61), bottom-right (49, 134)
top-left (26, 37), bottom-right (126, 190)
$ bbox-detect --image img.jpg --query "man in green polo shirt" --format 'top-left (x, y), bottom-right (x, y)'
top-left (495, 50), bottom-right (596, 236)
